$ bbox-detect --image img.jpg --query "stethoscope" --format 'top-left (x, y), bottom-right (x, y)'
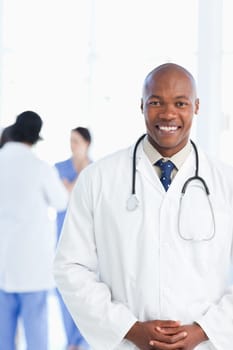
top-left (127, 134), bottom-right (216, 241)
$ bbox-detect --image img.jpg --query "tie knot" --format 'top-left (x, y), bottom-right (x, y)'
top-left (155, 159), bottom-right (175, 191)
top-left (156, 159), bottom-right (175, 173)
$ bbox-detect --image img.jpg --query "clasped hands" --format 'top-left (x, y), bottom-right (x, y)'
top-left (125, 320), bottom-right (208, 350)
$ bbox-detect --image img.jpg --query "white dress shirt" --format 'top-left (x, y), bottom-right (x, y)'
top-left (143, 136), bottom-right (191, 179)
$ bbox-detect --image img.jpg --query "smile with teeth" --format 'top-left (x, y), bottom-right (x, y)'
top-left (157, 126), bottom-right (179, 132)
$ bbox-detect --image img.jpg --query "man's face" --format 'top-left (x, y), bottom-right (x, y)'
top-left (141, 68), bottom-right (199, 157)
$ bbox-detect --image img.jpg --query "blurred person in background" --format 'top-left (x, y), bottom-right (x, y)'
top-left (0, 125), bottom-right (12, 148)
top-left (0, 111), bottom-right (68, 350)
top-left (55, 127), bottom-right (92, 350)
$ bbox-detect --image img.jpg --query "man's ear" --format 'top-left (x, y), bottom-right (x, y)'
top-left (195, 98), bottom-right (200, 115)
top-left (140, 98), bottom-right (144, 113)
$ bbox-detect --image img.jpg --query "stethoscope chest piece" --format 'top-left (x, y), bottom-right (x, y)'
top-left (127, 194), bottom-right (139, 211)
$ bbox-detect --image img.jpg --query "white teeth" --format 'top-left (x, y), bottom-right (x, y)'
top-left (159, 126), bottom-right (178, 131)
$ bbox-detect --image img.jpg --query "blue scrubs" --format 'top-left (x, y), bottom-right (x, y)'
top-left (55, 158), bottom-right (88, 348)
top-left (0, 290), bottom-right (48, 350)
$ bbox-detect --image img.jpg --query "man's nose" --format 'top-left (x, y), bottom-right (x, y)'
top-left (160, 104), bottom-right (176, 119)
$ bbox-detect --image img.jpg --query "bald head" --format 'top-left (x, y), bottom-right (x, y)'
top-left (142, 63), bottom-right (197, 100)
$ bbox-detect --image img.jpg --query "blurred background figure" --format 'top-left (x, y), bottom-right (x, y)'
top-left (54, 127), bottom-right (92, 350)
top-left (0, 125), bottom-right (13, 148)
top-left (0, 111), bottom-right (68, 350)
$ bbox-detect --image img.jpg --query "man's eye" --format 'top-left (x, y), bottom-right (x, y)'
top-left (176, 102), bottom-right (187, 107)
top-left (148, 101), bottom-right (160, 106)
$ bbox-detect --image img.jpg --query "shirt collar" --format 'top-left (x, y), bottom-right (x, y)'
top-left (143, 136), bottom-right (192, 170)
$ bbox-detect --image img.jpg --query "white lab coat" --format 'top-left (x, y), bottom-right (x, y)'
top-left (0, 142), bottom-right (68, 292)
top-left (54, 141), bottom-right (233, 350)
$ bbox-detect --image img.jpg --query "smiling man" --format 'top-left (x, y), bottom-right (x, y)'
top-left (54, 63), bottom-right (233, 350)
top-left (141, 63), bottom-right (199, 157)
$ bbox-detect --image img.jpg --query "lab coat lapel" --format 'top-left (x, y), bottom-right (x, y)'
top-left (132, 142), bottom-right (197, 196)
top-left (132, 142), bottom-right (164, 192)
top-left (167, 147), bottom-right (196, 195)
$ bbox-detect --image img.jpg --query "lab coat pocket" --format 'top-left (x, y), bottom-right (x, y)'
top-left (184, 207), bottom-right (232, 275)
top-left (177, 183), bottom-right (214, 241)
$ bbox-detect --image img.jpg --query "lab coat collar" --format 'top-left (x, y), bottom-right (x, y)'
top-left (130, 140), bottom-right (162, 190)
top-left (4, 141), bottom-right (32, 151)
top-left (130, 139), bottom-right (198, 195)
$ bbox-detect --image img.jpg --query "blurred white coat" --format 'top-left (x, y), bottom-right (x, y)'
top-left (0, 142), bottom-right (68, 292)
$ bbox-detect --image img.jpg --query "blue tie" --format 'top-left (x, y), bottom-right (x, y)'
top-left (155, 159), bottom-right (175, 191)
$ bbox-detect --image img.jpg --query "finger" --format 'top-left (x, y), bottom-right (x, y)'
top-left (149, 341), bottom-right (184, 350)
top-left (149, 330), bottom-right (187, 345)
top-left (157, 320), bottom-right (181, 328)
top-left (156, 326), bottom-right (183, 335)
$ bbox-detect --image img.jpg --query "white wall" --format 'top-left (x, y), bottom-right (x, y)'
top-left (1, 0), bottom-right (233, 166)
top-left (0, 0), bottom-right (198, 164)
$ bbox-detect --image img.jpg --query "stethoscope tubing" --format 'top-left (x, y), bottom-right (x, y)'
top-left (132, 133), bottom-right (147, 195)
top-left (130, 134), bottom-right (215, 241)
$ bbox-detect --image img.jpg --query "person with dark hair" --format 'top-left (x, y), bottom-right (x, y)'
top-left (54, 127), bottom-right (92, 350)
top-left (0, 125), bottom-right (13, 148)
top-left (10, 110), bottom-right (43, 144)
top-left (0, 111), bottom-right (68, 350)
top-left (54, 63), bottom-right (233, 350)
